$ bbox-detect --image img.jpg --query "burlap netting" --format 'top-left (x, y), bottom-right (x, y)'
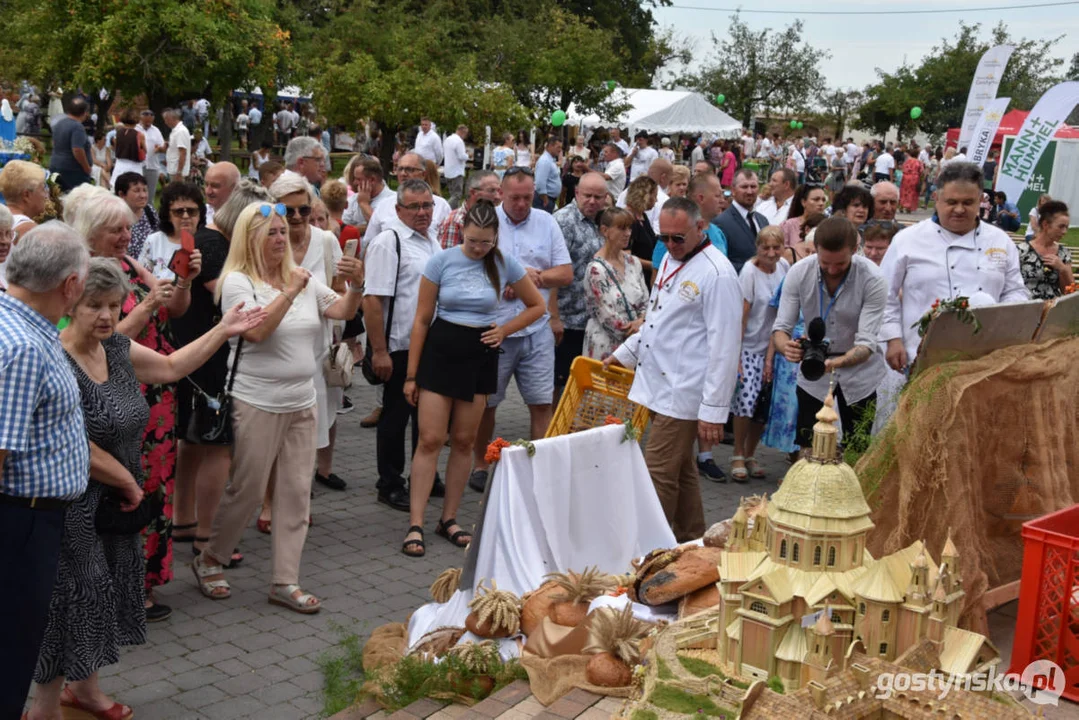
top-left (857, 337), bottom-right (1079, 635)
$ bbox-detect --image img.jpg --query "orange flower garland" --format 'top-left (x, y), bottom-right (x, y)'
top-left (484, 437), bottom-right (511, 464)
top-left (604, 415), bottom-right (624, 425)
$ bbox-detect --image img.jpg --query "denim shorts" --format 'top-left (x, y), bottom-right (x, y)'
top-left (487, 325), bottom-right (555, 408)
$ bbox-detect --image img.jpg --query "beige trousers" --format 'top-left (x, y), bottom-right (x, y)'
top-left (207, 398), bottom-right (316, 585)
top-left (644, 413), bottom-right (705, 542)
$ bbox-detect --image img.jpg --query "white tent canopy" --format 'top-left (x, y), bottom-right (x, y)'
top-left (566, 88), bottom-right (742, 138)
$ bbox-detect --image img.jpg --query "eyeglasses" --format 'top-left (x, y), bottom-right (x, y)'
top-left (303, 154), bottom-right (325, 163)
top-left (284, 204), bottom-right (312, 218)
top-left (258, 203), bottom-right (287, 218)
top-left (463, 236), bottom-right (495, 246)
top-left (658, 233), bottom-right (688, 245)
top-left (400, 202), bottom-right (435, 212)
top-left (170, 207), bottom-right (199, 217)
top-left (397, 165), bottom-right (425, 175)
top-left (504, 167), bottom-right (534, 178)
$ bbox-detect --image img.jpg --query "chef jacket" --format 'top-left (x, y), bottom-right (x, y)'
top-left (612, 244), bottom-right (741, 424)
top-left (880, 218), bottom-right (1029, 362)
top-left (773, 254), bottom-right (888, 403)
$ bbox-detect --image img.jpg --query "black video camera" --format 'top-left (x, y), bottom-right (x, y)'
top-left (800, 317), bottom-right (831, 381)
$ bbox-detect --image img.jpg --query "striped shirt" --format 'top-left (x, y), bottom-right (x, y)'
top-left (0, 292), bottom-right (89, 499)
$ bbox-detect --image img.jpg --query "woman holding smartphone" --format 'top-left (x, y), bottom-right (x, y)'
top-left (400, 201), bottom-right (544, 557)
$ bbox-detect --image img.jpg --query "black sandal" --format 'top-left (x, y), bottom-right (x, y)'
top-left (194, 538), bottom-right (244, 568)
top-left (402, 526), bottom-right (426, 557)
top-left (172, 522), bottom-right (198, 543)
top-left (435, 518), bottom-right (472, 548)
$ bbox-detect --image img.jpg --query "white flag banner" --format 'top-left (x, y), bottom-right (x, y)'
top-left (957, 44), bottom-right (1015, 151)
top-left (997, 82), bottom-right (1079, 204)
top-left (968, 97), bottom-right (1011, 167)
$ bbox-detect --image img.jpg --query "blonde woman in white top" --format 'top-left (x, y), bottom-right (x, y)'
top-left (195, 201), bottom-right (363, 613)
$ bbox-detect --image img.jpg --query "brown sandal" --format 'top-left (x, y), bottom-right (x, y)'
top-left (435, 517), bottom-right (471, 548)
top-left (402, 526), bottom-right (426, 557)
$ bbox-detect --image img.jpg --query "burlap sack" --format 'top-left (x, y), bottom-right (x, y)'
top-left (519, 652), bottom-right (635, 705)
top-left (857, 338), bottom-right (1079, 634)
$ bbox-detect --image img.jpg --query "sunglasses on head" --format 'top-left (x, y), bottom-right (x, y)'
top-left (658, 233), bottom-right (688, 245)
top-left (258, 203), bottom-right (287, 218)
top-left (284, 204), bottom-right (312, 218)
top-left (504, 166), bottom-right (534, 178)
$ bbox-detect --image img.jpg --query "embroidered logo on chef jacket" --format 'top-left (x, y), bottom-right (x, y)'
top-left (678, 280), bottom-right (700, 303)
top-left (984, 247), bottom-right (1008, 270)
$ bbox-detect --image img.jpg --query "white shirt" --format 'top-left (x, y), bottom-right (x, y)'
top-left (742, 135), bottom-right (755, 158)
top-left (822, 143), bottom-right (837, 160)
top-left (757, 195), bottom-right (792, 225)
top-left (363, 194), bottom-right (451, 249)
top-left (874, 152), bottom-right (895, 176)
top-left (612, 245), bottom-right (742, 423)
top-left (617, 185), bottom-right (669, 234)
top-left (442, 133), bottom-right (469, 179)
top-left (222, 271), bottom-right (338, 412)
top-left (495, 206), bottom-right (570, 337)
top-left (950, 152), bottom-right (968, 164)
top-left (846, 142), bottom-right (859, 162)
top-left (343, 184), bottom-right (395, 231)
top-left (236, 113), bottom-right (249, 130)
top-left (136, 123), bottom-right (166, 172)
top-left (248, 107), bottom-right (262, 126)
top-left (613, 138), bottom-right (631, 156)
top-left (740, 258), bottom-right (789, 355)
top-left (290, 110), bottom-right (300, 127)
top-left (275, 110), bottom-right (294, 132)
top-left (879, 219), bottom-right (1030, 362)
top-left (195, 98), bottom-right (210, 119)
top-left (414, 128), bottom-right (443, 165)
top-left (918, 148), bottom-right (930, 165)
top-left (136, 231), bottom-right (181, 281)
top-left (165, 123), bottom-right (191, 176)
top-left (791, 146), bottom-right (806, 172)
top-left (760, 138), bottom-right (772, 155)
top-left (363, 218), bottom-right (442, 353)
top-left (299, 226), bottom-right (345, 353)
top-left (603, 159), bottom-right (626, 199)
top-left (690, 145), bottom-right (705, 165)
top-left (628, 145), bottom-right (658, 182)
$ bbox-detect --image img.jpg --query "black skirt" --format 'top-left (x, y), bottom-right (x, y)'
top-left (417, 318), bottom-right (500, 401)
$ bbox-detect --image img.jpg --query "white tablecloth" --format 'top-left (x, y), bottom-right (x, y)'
top-left (408, 424), bottom-right (676, 655)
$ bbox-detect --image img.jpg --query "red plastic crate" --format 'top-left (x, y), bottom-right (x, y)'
top-left (1009, 504), bottom-right (1079, 702)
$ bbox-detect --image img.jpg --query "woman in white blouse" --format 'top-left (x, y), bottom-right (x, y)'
top-left (731, 226), bottom-right (788, 480)
top-left (194, 202), bottom-right (363, 613)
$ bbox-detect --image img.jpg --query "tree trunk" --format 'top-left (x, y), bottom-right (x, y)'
top-left (218, 94), bottom-right (233, 162)
top-left (95, 94), bottom-right (115, 137)
top-left (377, 120), bottom-right (400, 179)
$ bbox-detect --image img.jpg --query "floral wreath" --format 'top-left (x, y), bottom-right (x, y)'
top-left (913, 296), bottom-right (981, 338)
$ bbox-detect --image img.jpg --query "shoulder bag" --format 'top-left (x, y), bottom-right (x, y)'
top-left (95, 484), bottom-right (163, 536)
top-left (319, 230), bottom-right (354, 388)
top-left (360, 231), bottom-right (401, 386)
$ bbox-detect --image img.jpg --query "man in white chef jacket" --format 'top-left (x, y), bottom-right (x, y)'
top-left (605, 197), bottom-right (742, 542)
top-left (880, 162), bottom-right (1029, 375)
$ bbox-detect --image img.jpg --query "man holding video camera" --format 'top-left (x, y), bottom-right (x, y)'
top-left (772, 216), bottom-right (888, 447)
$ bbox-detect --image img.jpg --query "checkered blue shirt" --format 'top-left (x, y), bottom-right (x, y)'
top-left (0, 292), bottom-right (89, 499)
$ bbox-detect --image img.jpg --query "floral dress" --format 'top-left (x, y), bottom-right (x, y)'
top-left (900, 157), bottom-right (923, 212)
top-left (1018, 241), bottom-right (1073, 300)
top-left (119, 259), bottom-right (177, 590)
top-left (126, 205), bottom-right (159, 261)
top-left (761, 279), bottom-right (800, 453)
top-left (583, 254), bottom-right (649, 361)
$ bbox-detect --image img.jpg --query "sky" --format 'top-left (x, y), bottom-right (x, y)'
top-left (651, 0), bottom-right (1079, 92)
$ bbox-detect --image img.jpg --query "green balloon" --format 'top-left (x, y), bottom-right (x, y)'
top-left (790, 120), bottom-right (798, 129)
top-left (716, 94), bottom-right (725, 104)
top-left (606, 80), bottom-right (616, 90)
top-left (551, 109), bottom-right (567, 127)
top-left (911, 106), bottom-right (922, 120)
top-left (797, 121), bottom-right (804, 129)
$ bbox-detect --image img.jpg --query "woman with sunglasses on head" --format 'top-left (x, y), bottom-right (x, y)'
top-left (194, 202), bottom-right (364, 611)
top-left (400, 200), bottom-right (544, 557)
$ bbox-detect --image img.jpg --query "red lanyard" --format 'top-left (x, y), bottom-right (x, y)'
top-left (653, 241), bottom-right (707, 308)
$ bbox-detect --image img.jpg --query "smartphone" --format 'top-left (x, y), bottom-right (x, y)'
top-left (181, 230), bottom-right (196, 253)
top-left (343, 238), bottom-right (359, 259)
top-left (168, 248), bottom-right (191, 279)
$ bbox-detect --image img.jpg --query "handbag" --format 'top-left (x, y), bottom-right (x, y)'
top-left (95, 487), bottom-right (163, 536)
top-left (360, 231), bottom-right (401, 386)
top-left (320, 231), bottom-right (354, 388)
top-left (185, 336), bottom-right (243, 444)
top-left (752, 378), bottom-right (773, 425)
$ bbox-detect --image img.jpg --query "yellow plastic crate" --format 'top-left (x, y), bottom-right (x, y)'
top-left (545, 356), bottom-right (650, 438)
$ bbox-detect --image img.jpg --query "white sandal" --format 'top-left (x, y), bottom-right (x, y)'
top-left (193, 554), bottom-right (231, 600)
top-left (745, 457), bottom-right (766, 479)
top-left (269, 584), bottom-right (321, 614)
top-left (731, 455), bottom-right (749, 482)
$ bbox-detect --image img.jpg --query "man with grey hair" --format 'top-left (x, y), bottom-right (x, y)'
top-left (437, 169), bottom-right (500, 249)
top-left (605, 197), bottom-right (741, 541)
top-left (284, 136), bottom-right (328, 190)
top-left (203, 162), bottom-right (241, 225)
top-left (0, 221), bottom-right (91, 717)
top-left (442, 124), bottom-right (470, 209)
top-left (363, 152), bottom-right (451, 244)
top-left (162, 108), bottom-right (191, 180)
top-left (363, 179), bottom-right (443, 511)
top-left (870, 180), bottom-right (900, 222)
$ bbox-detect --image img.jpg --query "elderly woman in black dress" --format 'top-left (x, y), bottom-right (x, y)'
top-left (25, 258), bottom-right (264, 720)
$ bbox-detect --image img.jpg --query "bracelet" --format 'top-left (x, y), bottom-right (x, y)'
top-left (405, 376), bottom-right (416, 382)
top-left (348, 284), bottom-right (364, 294)
top-left (282, 293), bottom-right (295, 304)
top-left (176, 280), bottom-right (191, 290)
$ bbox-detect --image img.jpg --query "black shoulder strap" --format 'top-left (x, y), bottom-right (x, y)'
top-left (383, 231), bottom-right (402, 346)
top-left (226, 276), bottom-right (256, 394)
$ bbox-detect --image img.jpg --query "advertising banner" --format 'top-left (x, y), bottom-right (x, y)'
top-left (957, 44), bottom-right (1015, 151)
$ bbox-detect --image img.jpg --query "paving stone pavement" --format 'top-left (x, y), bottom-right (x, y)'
top-left (68, 380), bottom-right (784, 720)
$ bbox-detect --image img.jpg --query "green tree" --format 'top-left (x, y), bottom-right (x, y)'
top-left (680, 15), bottom-right (829, 127)
top-left (0, 0), bottom-right (289, 142)
top-left (818, 89), bottom-right (864, 141)
top-left (854, 22), bottom-right (1065, 138)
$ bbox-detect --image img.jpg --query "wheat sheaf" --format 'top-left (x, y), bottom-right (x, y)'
top-left (592, 604), bottom-right (650, 666)
top-left (468, 580), bottom-right (522, 636)
top-left (544, 566), bottom-right (618, 604)
top-left (430, 567), bottom-right (462, 603)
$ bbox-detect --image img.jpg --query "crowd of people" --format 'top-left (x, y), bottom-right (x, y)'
top-left (0, 93), bottom-right (1074, 719)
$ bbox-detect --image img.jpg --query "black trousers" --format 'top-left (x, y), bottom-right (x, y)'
top-left (796, 386), bottom-right (875, 449)
top-left (553, 328), bottom-right (585, 402)
top-left (376, 350), bottom-right (418, 492)
top-left (0, 502), bottom-right (65, 717)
